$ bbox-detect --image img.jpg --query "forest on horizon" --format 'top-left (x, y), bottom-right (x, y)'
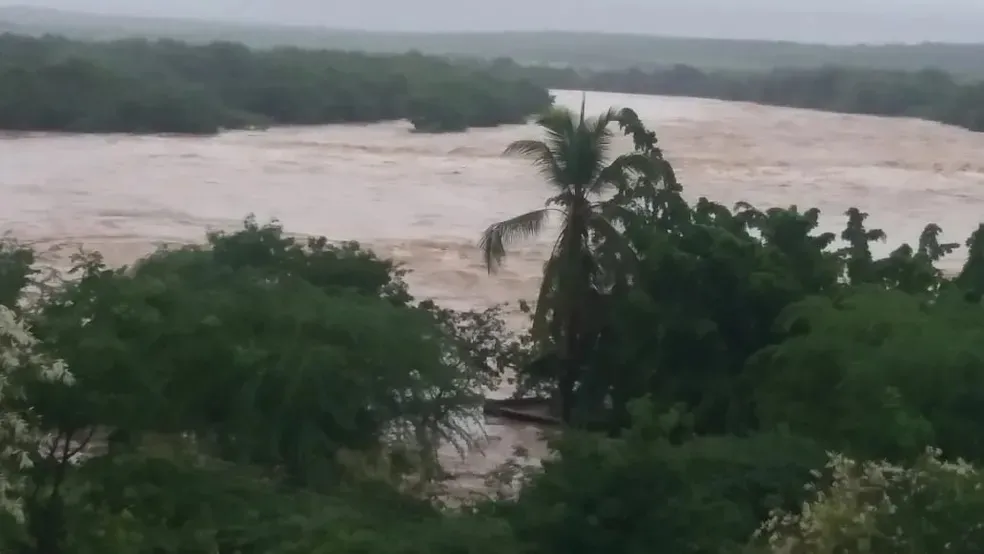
top-left (4, 30), bottom-right (984, 136)
top-left (4, 5), bottom-right (984, 76)
top-left (0, 33), bottom-right (553, 134)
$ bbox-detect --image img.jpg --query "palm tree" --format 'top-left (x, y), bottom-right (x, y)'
top-left (479, 100), bottom-right (654, 423)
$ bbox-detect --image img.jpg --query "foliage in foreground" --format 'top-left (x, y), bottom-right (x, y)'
top-left (484, 104), bottom-right (984, 551)
top-left (753, 448), bottom-right (984, 554)
top-left (500, 402), bottom-right (826, 554)
top-left (0, 304), bottom-right (73, 523)
top-left (4, 106), bottom-right (984, 553)
top-left (0, 218), bottom-right (530, 554)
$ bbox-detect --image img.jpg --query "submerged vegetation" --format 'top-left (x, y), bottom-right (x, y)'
top-left (5, 24), bottom-right (984, 138)
top-left (0, 33), bottom-right (552, 134)
top-left (1, 101), bottom-right (984, 552)
top-left (4, 26), bottom-right (984, 138)
top-left (487, 59), bottom-right (984, 132)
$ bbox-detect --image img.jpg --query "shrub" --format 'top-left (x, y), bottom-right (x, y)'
top-left (754, 448), bottom-right (984, 554)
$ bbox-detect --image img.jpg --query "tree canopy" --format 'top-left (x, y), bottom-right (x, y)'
top-left (0, 33), bottom-right (553, 134)
top-left (486, 58), bottom-right (984, 132)
top-left (2, 105), bottom-right (984, 554)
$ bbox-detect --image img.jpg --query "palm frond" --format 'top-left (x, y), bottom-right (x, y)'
top-left (536, 106), bottom-right (578, 130)
top-left (503, 139), bottom-right (565, 187)
top-left (478, 208), bottom-right (551, 274)
top-left (538, 107), bottom-right (616, 193)
top-left (536, 107), bottom-right (579, 148)
top-left (522, 107), bottom-right (582, 188)
top-left (503, 139), bottom-right (551, 159)
top-left (572, 107), bottom-right (629, 188)
top-left (589, 107), bottom-right (620, 135)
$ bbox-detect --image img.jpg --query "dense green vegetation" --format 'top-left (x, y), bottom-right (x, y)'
top-left (5, 6), bottom-right (984, 76)
top-left (7, 16), bottom-right (983, 138)
top-left (5, 7), bottom-right (984, 136)
top-left (0, 33), bottom-right (552, 134)
top-left (2, 104), bottom-right (984, 552)
top-left (483, 59), bottom-right (984, 132)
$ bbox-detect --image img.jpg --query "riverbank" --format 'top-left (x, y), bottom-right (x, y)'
top-left (5, 28), bottom-right (983, 137)
top-left (0, 33), bottom-right (552, 135)
top-left (488, 60), bottom-right (984, 133)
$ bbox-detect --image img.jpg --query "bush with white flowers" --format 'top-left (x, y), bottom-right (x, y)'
top-left (0, 305), bottom-right (72, 523)
top-left (753, 447), bottom-right (984, 554)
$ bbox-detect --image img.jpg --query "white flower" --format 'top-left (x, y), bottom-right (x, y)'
top-left (0, 305), bottom-right (73, 522)
top-left (755, 448), bottom-right (984, 553)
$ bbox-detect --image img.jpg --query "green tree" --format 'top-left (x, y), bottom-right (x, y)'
top-left (479, 102), bottom-right (652, 423)
top-left (0, 33), bottom-right (553, 134)
top-left (503, 400), bottom-right (825, 554)
top-left (4, 218), bottom-right (528, 554)
top-left (754, 449), bottom-right (984, 554)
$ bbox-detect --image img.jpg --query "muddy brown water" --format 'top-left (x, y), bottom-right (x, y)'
top-left (4, 89), bottom-right (984, 492)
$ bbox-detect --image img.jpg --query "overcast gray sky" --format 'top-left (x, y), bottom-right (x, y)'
top-left (4, 0), bottom-right (984, 43)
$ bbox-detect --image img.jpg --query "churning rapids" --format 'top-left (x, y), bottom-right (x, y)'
top-left (4, 89), bottom-right (984, 493)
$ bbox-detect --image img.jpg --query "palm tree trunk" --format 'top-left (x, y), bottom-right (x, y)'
top-left (557, 197), bottom-right (588, 425)
top-left (559, 318), bottom-right (578, 424)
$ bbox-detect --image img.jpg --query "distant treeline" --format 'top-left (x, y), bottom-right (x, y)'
top-left (484, 59), bottom-right (984, 132)
top-left (6, 30), bottom-right (984, 137)
top-left (5, 7), bottom-right (984, 78)
top-left (0, 34), bottom-right (553, 134)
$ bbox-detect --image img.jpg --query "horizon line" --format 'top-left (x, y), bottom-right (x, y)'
top-left (4, 4), bottom-right (984, 48)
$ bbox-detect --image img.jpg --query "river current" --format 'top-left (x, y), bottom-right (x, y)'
top-left (3, 89), bottom-right (984, 492)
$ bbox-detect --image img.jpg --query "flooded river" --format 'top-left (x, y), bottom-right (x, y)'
top-left (3, 89), bottom-right (984, 491)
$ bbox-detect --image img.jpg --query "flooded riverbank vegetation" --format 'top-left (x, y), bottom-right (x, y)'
top-left (0, 34), bottom-right (552, 134)
top-left (486, 59), bottom-right (984, 132)
top-left (4, 27), bottom-right (984, 137)
top-left (2, 107), bottom-right (984, 553)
